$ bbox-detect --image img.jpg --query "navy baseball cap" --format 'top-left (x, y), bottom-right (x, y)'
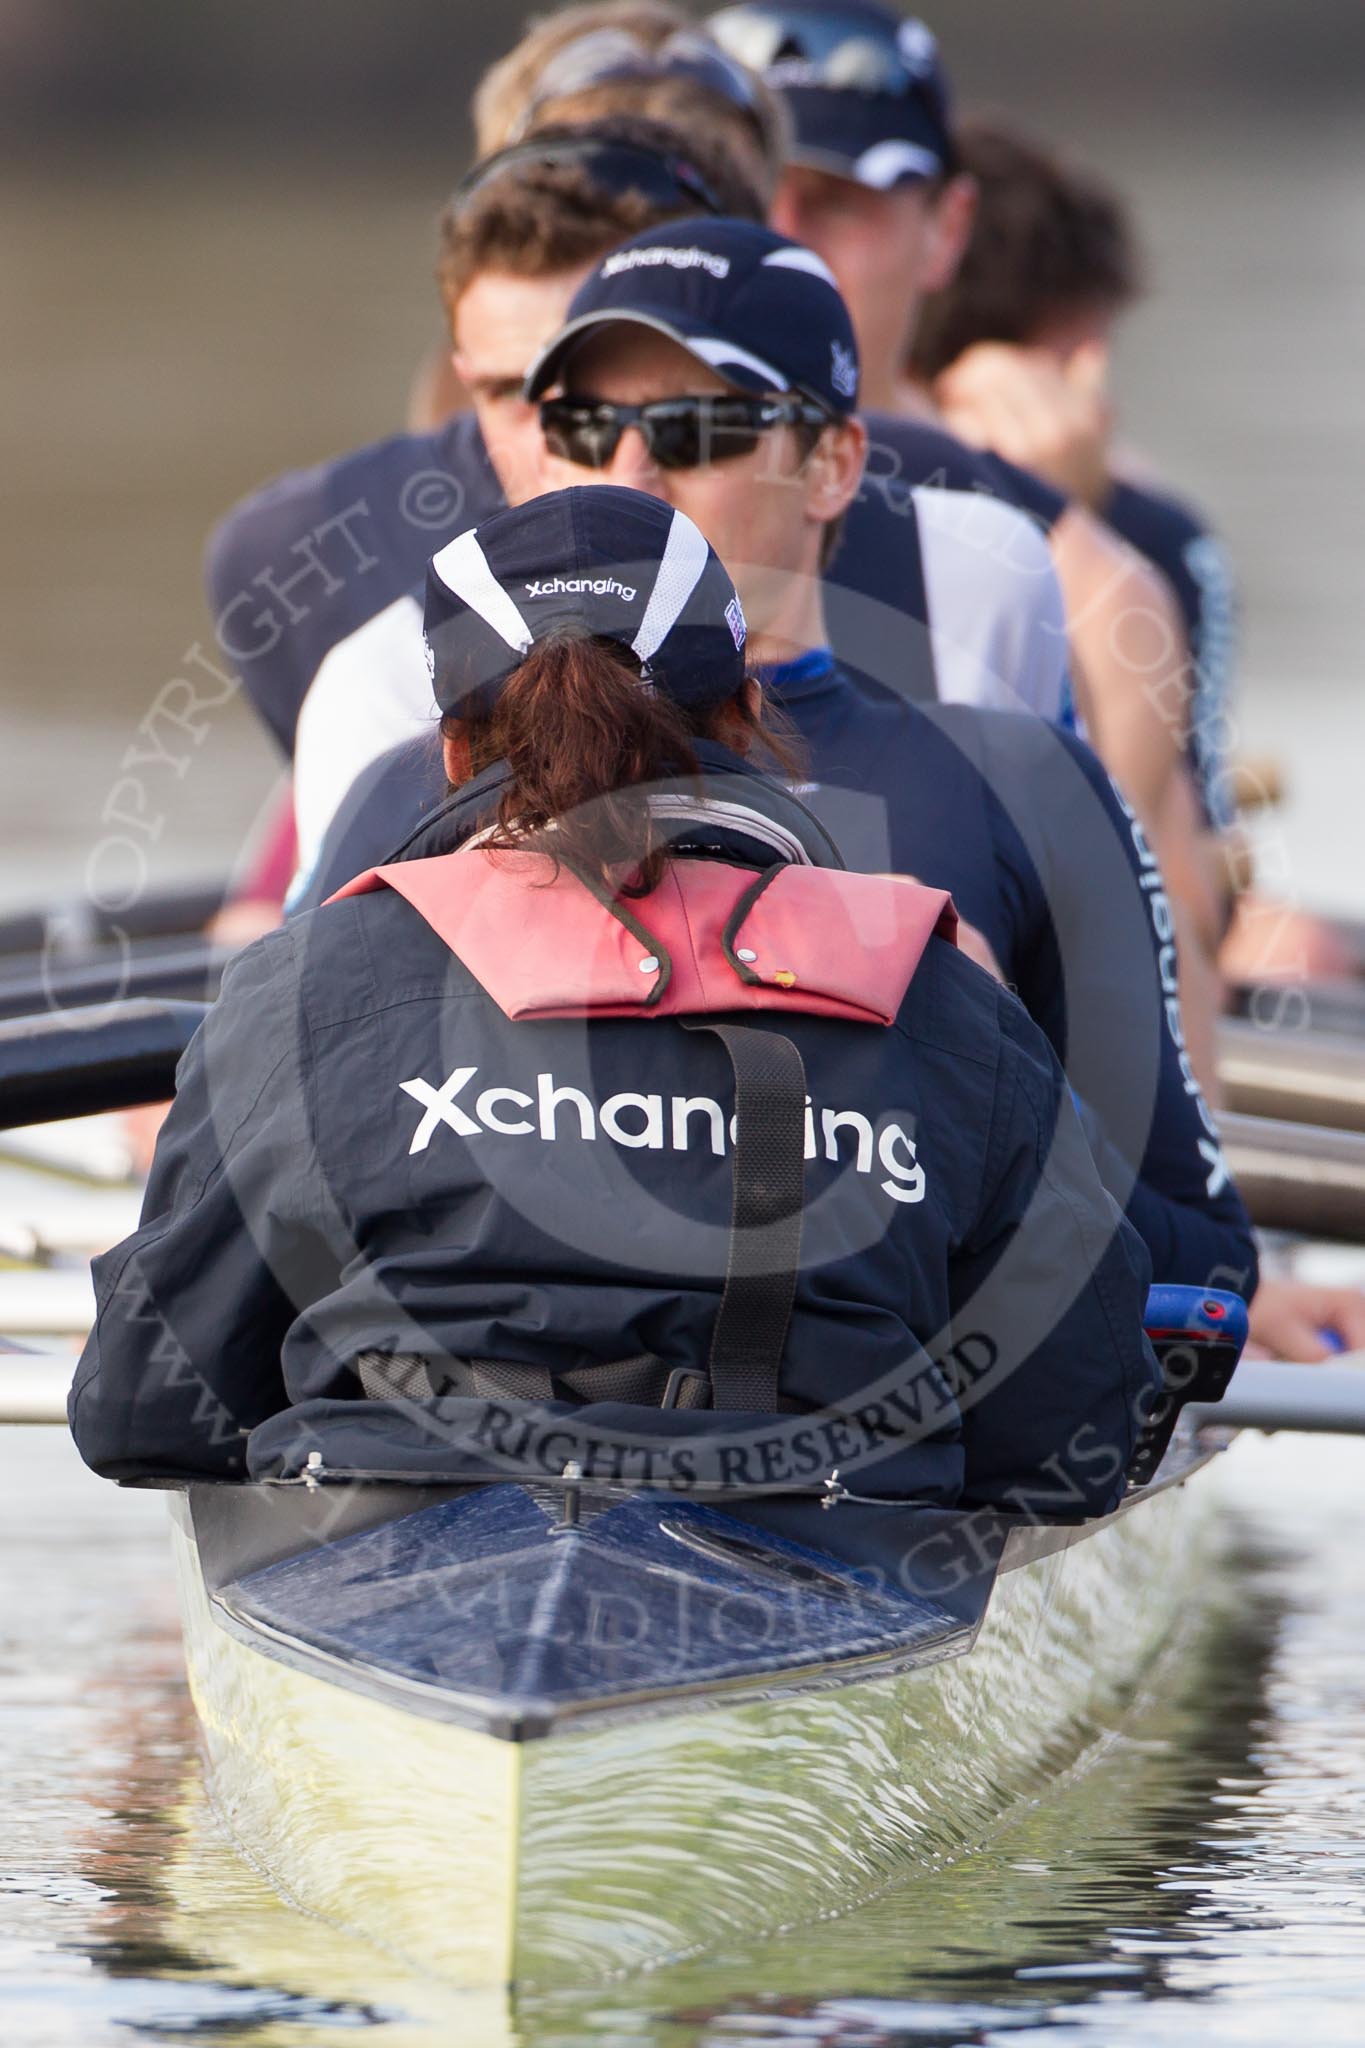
top-left (523, 216), bottom-right (860, 416)
top-left (707, 4), bottom-right (955, 188)
top-left (423, 486), bottom-right (748, 718)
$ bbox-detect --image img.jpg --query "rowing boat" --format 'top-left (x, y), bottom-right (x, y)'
top-left (168, 1414), bottom-right (1225, 1987)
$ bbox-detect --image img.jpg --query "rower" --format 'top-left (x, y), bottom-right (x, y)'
top-left (284, 140), bottom-right (1068, 883)
top-left (205, 113), bottom-right (767, 762)
top-left (299, 217), bottom-right (1258, 1304)
top-left (208, 111), bottom-right (1069, 828)
top-left (904, 118), bottom-right (1365, 1364)
top-left (706, 0), bottom-right (1225, 1069)
top-left (905, 121), bottom-right (1361, 973)
top-left (70, 487), bottom-right (1159, 1519)
top-left (911, 118), bottom-right (1238, 846)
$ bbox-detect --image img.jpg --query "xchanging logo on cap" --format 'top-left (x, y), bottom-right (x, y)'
top-left (525, 575), bottom-right (638, 602)
top-left (601, 244), bottom-right (731, 282)
top-left (725, 596), bottom-right (747, 650)
top-left (830, 341), bottom-right (858, 400)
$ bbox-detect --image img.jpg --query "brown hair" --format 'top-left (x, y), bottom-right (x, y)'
top-left (473, 1), bottom-right (788, 200)
top-left (437, 113), bottom-right (766, 320)
top-left (910, 117), bottom-right (1142, 382)
top-left (444, 632), bottom-right (801, 895)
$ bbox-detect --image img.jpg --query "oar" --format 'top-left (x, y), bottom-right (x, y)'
top-left (1219, 1019), bottom-right (1365, 1136)
top-left (0, 879), bottom-right (227, 959)
top-left (1188, 1358), bottom-right (1365, 1435)
top-left (0, 939), bottom-right (230, 1023)
top-left (1229, 979), bottom-right (1365, 1040)
top-left (1221, 1111), bottom-right (1365, 1242)
top-left (0, 998), bottom-right (207, 1131)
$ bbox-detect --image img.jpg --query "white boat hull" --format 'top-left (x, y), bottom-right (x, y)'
top-left (170, 1459), bottom-right (1210, 1986)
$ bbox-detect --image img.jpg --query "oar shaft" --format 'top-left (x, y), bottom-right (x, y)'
top-left (0, 881), bottom-right (227, 960)
top-left (0, 999), bottom-right (208, 1129)
top-left (1190, 1358), bottom-right (1365, 1435)
top-left (0, 940), bottom-right (229, 1023)
top-left (1229, 980), bottom-right (1365, 1040)
top-left (1219, 1018), bottom-right (1365, 1135)
top-left (1221, 1111), bottom-right (1365, 1241)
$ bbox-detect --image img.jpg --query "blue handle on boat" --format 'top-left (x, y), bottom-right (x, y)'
top-left (1128, 1285), bottom-right (1250, 1489)
top-left (1142, 1284), bottom-right (1250, 1355)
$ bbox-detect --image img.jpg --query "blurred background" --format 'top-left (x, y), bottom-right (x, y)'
top-left (2, 0), bottom-right (1362, 913)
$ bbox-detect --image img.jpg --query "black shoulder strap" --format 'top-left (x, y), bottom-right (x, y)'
top-left (685, 1021), bottom-right (808, 1411)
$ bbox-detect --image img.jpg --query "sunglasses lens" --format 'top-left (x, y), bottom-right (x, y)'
top-left (541, 404), bottom-right (622, 468)
top-left (541, 398), bottom-right (792, 471)
top-left (647, 400), bottom-right (763, 469)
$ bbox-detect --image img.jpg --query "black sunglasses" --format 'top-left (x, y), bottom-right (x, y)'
top-left (540, 393), bottom-right (832, 471)
top-left (453, 136), bottom-right (724, 220)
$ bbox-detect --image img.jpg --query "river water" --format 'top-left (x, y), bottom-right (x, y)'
top-left (2, 1425), bottom-right (1364, 2046)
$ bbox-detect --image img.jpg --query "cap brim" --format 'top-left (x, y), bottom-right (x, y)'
top-left (785, 139), bottom-right (943, 191)
top-left (524, 308), bottom-right (792, 403)
top-left (782, 85), bottom-right (949, 191)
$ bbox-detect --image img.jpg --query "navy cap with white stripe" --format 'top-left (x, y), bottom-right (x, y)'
top-left (707, 5), bottom-right (956, 190)
top-left (423, 486), bottom-right (749, 718)
top-left (523, 217), bottom-right (859, 417)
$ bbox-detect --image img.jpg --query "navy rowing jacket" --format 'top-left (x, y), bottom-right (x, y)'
top-left (298, 681), bottom-right (1258, 1301)
top-left (70, 784), bottom-right (1158, 1520)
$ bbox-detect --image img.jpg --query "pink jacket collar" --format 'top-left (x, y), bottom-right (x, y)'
top-left (329, 848), bottom-right (956, 1027)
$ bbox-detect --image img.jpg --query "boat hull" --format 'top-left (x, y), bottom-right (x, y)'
top-left (170, 1461), bottom-right (1208, 1985)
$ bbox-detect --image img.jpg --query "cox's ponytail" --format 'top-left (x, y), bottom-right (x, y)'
top-left (445, 631), bottom-right (798, 895)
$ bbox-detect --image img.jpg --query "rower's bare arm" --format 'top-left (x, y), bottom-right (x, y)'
top-left (1047, 506), bottom-right (1187, 836)
top-left (1154, 754), bottom-right (1233, 954)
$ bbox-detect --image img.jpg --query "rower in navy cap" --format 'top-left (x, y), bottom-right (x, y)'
top-left (706, 2), bottom-right (964, 418)
top-left (71, 484), bottom-right (1158, 1519)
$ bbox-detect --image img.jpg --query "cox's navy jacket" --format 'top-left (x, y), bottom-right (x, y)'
top-left (71, 785), bottom-right (1158, 1520)
top-left (298, 691), bottom-right (1258, 1300)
